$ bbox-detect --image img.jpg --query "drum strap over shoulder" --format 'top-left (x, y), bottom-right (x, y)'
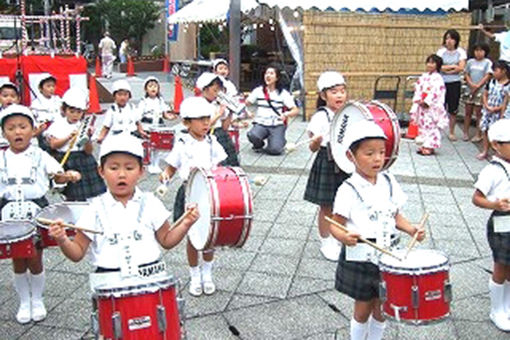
top-left (344, 173), bottom-right (393, 204)
top-left (490, 160), bottom-right (510, 181)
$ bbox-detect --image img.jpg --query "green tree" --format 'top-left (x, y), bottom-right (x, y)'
top-left (94, 0), bottom-right (159, 54)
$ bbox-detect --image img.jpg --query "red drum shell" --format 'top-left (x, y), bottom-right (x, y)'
top-left (150, 128), bottom-right (174, 150)
top-left (0, 221), bottom-right (36, 259)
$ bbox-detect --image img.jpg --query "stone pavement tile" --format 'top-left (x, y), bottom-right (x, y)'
top-left (0, 265), bottom-right (16, 303)
top-left (421, 193), bottom-right (457, 206)
top-left (301, 331), bottom-right (337, 339)
top-left (16, 325), bottom-right (87, 339)
top-left (302, 240), bottom-right (323, 259)
top-left (333, 323), bottom-right (399, 340)
top-left (258, 237), bottom-right (306, 257)
top-left (255, 175), bottom-right (299, 200)
top-left (236, 272), bottom-right (293, 298)
top-left (454, 320), bottom-right (509, 340)
top-left (318, 290), bottom-right (354, 321)
top-left (184, 290), bottom-right (234, 318)
top-left (226, 293), bottom-right (278, 311)
top-left (268, 222), bottom-right (311, 240)
top-left (434, 238), bottom-right (480, 264)
top-left (395, 319), bottom-right (457, 340)
top-left (214, 250), bottom-right (257, 271)
top-left (252, 153), bottom-right (285, 168)
top-left (40, 298), bottom-right (91, 332)
top-left (185, 314), bottom-right (238, 340)
top-left (224, 295), bottom-right (339, 340)
top-left (418, 184), bottom-right (453, 196)
top-left (431, 224), bottom-right (473, 240)
top-left (42, 248), bottom-right (65, 271)
top-left (296, 258), bottom-right (337, 281)
top-left (450, 260), bottom-right (490, 300)
top-left (0, 295), bottom-right (64, 321)
top-left (0, 320), bottom-right (30, 339)
top-left (238, 150), bottom-right (261, 167)
top-left (289, 176), bottom-right (310, 201)
top-left (452, 294), bottom-right (490, 322)
top-left (252, 198), bottom-right (286, 223)
top-left (240, 234), bottom-right (266, 252)
top-left (45, 272), bottom-right (88, 297)
top-left (249, 220), bottom-right (273, 237)
top-left (49, 257), bottom-right (95, 274)
top-left (208, 267), bottom-right (244, 293)
top-left (423, 201), bottom-right (460, 215)
top-left (467, 225), bottom-right (492, 257)
top-left (288, 277), bottom-right (334, 298)
top-left (276, 201), bottom-right (319, 226)
top-left (399, 182), bottom-right (420, 193)
top-left (250, 253), bottom-right (300, 276)
top-left (162, 242), bottom-right (189, 265)
top-left (400, 201), bottom-right (425, 223)
top-left (427, 213), bottom-right (466, 229)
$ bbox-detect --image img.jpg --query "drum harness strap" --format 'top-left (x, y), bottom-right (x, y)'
top-left (0, 147), bottom-right (42, 185)
top-left (317, 106), bottom-right (343, 174)
top-left (489, 159), bottom-right (510, 181)
top-left (110, 103), bottom-right (136, 135)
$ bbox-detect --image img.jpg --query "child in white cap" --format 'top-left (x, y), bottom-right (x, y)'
top-left (473, 118), bottom-right (510, 331)
top-left (160, 96), bottom-right (227, 296)
top-left (304, 71), bottom-right (349, 261)
top-left (97, 79), bottom-right (146, 143)
top-left (0, 104), bottom-right (80, 324)
top-left (330, 120), bottom-right (425, 340)
top-left (138, 76), bottom-right (176, 127)
top-left (31, 74), bottom-right (62, 151)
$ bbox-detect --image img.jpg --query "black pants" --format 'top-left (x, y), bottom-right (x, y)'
top-left (247, 123), bottom-right (286, 155)
top-left (445, 81), bottom-right (461, 115)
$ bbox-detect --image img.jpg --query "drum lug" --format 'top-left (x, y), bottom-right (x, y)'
top-left (91, 311), bottom-right (99, 338)
top-left (112, 312), bottom-right (122, 340)
top-left (156, 305), bottom-right (167, 333)
top-left (176, 279), bottom-right (186, 322)
top-left (379, 281), bottom-right (387, 302)
top-left (390, 304), bottom-right (407, 323)
top-left (444, 280), bottom-right (452, 303)
top-left (411, 285), bottom-right (419, 309)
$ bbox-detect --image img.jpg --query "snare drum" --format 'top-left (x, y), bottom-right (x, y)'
top-left (93, 274), bottom-right (181, 340)
top-left (0, 221), bottom-right (36, 259)
top-left (35, 202), bottom-right (88, 247)
top-left (150, 127), bottom-right (174, 151)
top-left (330, 100), bottom-right (400, 173)
top-left (228, 128), bottom-right (240, 153)
top-left (186, 166), bottom-right (253, 250)
top-left (142, 140), bottom-right (151, 165)
top-left (379, 249), bottom-right (451, 324)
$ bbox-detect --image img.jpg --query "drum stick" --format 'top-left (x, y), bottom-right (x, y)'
top-left (170, 207), bottom-right (195, 230)
top-left (285, 134), bottom-right (329, 153)
top-left (405, 213), bottom-right (429, 258)
top-left (59, 132), bottom-right (79, 167)
top-left (35, 217), bottom-right (103, 235)
top-left (325, 216), bottom-right (402, 261)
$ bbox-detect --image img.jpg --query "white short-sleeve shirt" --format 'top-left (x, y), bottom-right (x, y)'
top-left (307, 107), bottom-right (335, 147)
top-left (164, 133), bottom-right (227, 181)
top-left (102, 103), bottom-right (141, 135)
top-left (474, 157), bottom-right (510, 203)
top-left (31, 94), bottom-right (62, 123)
top-left (80, 189), bottom-right (171, 269)
top-left (246, 86), bottom-right (296, 126)
top-left (137, 96), bottom-right (170, 123)
top-left (0, 145), bottom-right (63, 200)
top-left (495, 31), bottom-right (510, 63)
top-left (45, 118), bottom-right (81, 152)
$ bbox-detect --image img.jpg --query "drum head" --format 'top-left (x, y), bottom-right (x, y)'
top-left (186, 169), bottom-right (213, 250)
top-left (35, 202), bottom-right (88, 230)
top-left (0, 221), bottom-right (35, 243)
top-left (91, 272), bottom-right (175, 298)
top-left (380, 249), bottom-right (449, 274)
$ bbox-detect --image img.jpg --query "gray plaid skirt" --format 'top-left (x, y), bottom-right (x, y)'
top-left (213, 127), bottom-right (240, 166)
top-left (335, 246), bottom-right (381, 301)
top-left (56, 151), bottom-right (106, 202)
top-left (304, 147), bottom-right (349, 206)
top-left (487, 210), bottom-right (510, 265)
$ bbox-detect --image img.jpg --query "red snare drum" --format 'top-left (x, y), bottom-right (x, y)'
top-left (330, 100), bottom-right (400, 173)
top-left (93, 274), bottom-right (182, 340)
top-left (186, 166), bottom-right (253, 250)
top-left (150, 127), bottom-right (174, 151)
top-left (379, 249), bottom-right (451, 324)
top-left (0, 221), bottom-right (36, 259)
top-left (228, 128), bottom-right (240, 153)
top-left (142, 140), bottom-right (151, 165)
top-left (35, 202), bottom-right (87, 247)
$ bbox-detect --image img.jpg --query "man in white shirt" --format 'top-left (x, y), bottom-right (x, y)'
top-left (480, 24), bottom-right (510, 64)
top-left (98, 32), bottom-right (116, 78)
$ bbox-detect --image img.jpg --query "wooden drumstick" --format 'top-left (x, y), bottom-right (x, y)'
top-left (405, 213), bottom-right (429, 258)
top-left (170, 207), bottom-right (196, 230)
top-left (325, 216), bottom-right (402, 261)
top-left (285, 134), bottom-right (328, 153)
top-left (36, 217), bottom-right (103, 235)
top-left (60, 131), bottom-right (80, 167)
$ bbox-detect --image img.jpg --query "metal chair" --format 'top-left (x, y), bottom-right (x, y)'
top-left (373, 75), bottom-right (401, 111)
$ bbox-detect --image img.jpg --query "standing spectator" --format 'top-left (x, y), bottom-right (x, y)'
top-left (98, 31), bottom-right (116, 79)
top-left (118, 38), bottom-right (129, 64)
top-left (436, 29), bottom-right (467, 141)
top-left (479, 25), bottom-right (510, 65)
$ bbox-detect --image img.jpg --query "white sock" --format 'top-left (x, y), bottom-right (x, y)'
top-left (202, 260), bottom-right (213, 281)
top-left (367, 316), bottom-right (386, 340)
top-left (503, 280), bottom-right (510, 315)
top-left (350, 318), bottom-right (368, 340)
top-left (30, 271), bottom-right (45, 302)
top-left (14, 272), bottom-right (30, 307)
top-left (189, 266), bottom-right (201, 280)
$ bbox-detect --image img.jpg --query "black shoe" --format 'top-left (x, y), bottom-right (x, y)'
top-left (252, 145), bottom-right (263, 153)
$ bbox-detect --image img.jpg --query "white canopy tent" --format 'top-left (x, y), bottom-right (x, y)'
top-left (168, 0), bottom-right (258, 24)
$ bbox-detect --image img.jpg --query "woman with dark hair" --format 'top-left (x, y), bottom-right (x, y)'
top-left (436, 29), bottom-right (467, 141)
top-left (245, 64), bottom-right (299, 155)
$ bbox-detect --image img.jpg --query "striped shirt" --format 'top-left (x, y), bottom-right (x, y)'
top-left (246, 86), bottom-right (295, 126)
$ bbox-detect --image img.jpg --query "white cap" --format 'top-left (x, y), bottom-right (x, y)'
top-left (488, 119), bottom-right (510, 142)
top-left (0, 104), bottom-right (35, 126)
top-left (195, 72), bottom-right (222, 91)
top-left (212, 58), bottom-right (228, 70)
top-left (317, 71), bottom-right (345, 92)
top-left (112, 79), bottom-right (132, 95)
top-left (38, 73), bottom-right (56, 87)
top-left (143, 76), bottom-right (159, 88)
top-left (99, 134), bottom-right (144, 160)
top-left (180, 96), bottom-right (215, 119)
top-left (0, 81), bottom-right (19, 93)
top-left (337, 120), bottom-right (387, 173)
top-left (62, 87), bottom-right (88, 110)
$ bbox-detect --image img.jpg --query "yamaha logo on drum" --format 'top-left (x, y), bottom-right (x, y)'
top-left (128, 316), bottom-right (152, 330)
top-left (336, 114), bottom-right (349, 144)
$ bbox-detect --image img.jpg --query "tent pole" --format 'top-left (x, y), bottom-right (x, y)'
top-left (229, 0), bottom-right (241, 88)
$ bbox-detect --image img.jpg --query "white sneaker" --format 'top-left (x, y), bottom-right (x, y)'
top-left (16, 302), bottom-right (31, 324)
top-left (31, 299), bottom-right (47, 322)
top-left (320, 236), bottom-right (341, 262)
top-left (489, 279), bottom-right (510, 331)
top-left (490, 312), bottom-right (510, 332)
top-left (189, 275), bottom-right (203, 297)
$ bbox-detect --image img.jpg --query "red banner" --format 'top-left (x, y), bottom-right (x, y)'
top-left (0, 57), bottom-right (19, 84)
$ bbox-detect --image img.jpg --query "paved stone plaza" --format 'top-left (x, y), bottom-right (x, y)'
top-left (0, 72), bottom-right (508, 339)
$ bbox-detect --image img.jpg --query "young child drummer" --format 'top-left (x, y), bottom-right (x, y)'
top-left (472, 119), bottom-right (510, 331)
top-left (329, 120), bottom-right (425, 340)
top-left (0, 104), bottom-right (80, 324)
top-left (160, 96), bottom-right (227, 297)
top-left (48, 133), bottom-right (199, 276)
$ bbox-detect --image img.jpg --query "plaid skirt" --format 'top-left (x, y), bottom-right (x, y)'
top-left (335, 246), bottom-right (381, 301)
top-left (487, 210), bottom-right (510, 265)
top-left (213, 128), bottom-right (240, 166)
top-left (173, 184), bottom-right (186, 222)
top-left (304, 147), bottom-right (349, 206)
top-left (56, 151), bottom-right (106, 202)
